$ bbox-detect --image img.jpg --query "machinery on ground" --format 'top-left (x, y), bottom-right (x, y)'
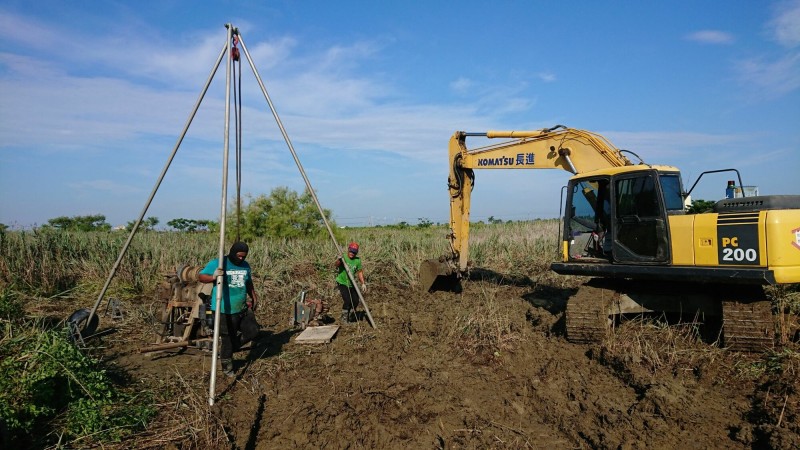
top-left (140, 269), bottom-right (332, 353)
top-left (140, 265), bottom-right (215, 353)
top-left (292, 291), bottom-right (330, 329)
top-left (420, 125), bottom-right (800, 351)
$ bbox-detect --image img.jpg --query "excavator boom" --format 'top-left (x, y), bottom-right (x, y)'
top-left (464, 127), bottom-right (633, 173)
top-left (420, 125), bottom-right (636, 291)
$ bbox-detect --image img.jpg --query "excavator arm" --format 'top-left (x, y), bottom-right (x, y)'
top-left (420, 125), bottom-right (634, 292)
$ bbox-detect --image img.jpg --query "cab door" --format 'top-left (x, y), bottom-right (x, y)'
top-left (563, 177), bottom-right (612, 260)
top-left (612, 171), bottom-right (670, 263)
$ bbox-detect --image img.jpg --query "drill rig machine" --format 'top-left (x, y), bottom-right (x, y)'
top-left (420, 125), bottom-right (800, 351)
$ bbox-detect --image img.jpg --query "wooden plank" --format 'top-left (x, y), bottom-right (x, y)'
top-left (294, 325), bottom-right (340, 344)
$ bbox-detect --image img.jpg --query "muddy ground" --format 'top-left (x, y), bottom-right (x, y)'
top-left (85, 274), bottom-right (798, 450)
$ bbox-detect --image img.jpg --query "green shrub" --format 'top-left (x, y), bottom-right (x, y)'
top-left (0, 287), bottom-right (24, 322)
top-left (0, 323), bottom-right (155, 446)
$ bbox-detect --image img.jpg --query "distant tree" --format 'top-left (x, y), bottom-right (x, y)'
top-left (396, 221), bottom-right (410, 229)
top-left (45, 214), bottom-right (111, 232)
top-left (233, 187), bottom-right (335, 240)
top-left (417, 217), bottom-right (433, 228)
top-left (196, 219), bottom-right (214, 231)
top-left (687, 199), bottom-right (716, 214)
top-left (487, 215), bottom-right (503, 225)
top-left (0, 223), bottom-right (7, 232)
top-left (126, 216), bottom-right (159, 232)
top-left (167, 218), bottom-right (214, 232)
top-left (167, 218), bottom-right (190, 232)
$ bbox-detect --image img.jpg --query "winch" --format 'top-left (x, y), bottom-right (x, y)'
top-left (292, 291), bottom-right (329, 329)
top-left (140, 264), bottom-right (214, 353)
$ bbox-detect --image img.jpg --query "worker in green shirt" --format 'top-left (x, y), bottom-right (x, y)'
top-left (335, 242), bottom-right (366, 324)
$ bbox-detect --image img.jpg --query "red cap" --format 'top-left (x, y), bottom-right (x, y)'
top-left (347, 242), bottom-right (359, 254)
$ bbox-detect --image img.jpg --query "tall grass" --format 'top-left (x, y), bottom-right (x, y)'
top-left (0, 220), bottom-right (562, 305)
top-left (0, 229), bottom-right (217, 297)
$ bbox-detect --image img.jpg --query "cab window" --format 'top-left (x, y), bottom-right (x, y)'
top-left (659, 173), bottom-right (684, 212)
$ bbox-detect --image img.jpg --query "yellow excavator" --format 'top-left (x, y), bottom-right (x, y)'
top-left (420, 125), bottom-right (800, 351)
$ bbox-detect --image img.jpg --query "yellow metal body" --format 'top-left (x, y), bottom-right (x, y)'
top-left (668, 210), bottom-right (800, 283)
top-left (442, 125), bottom-right (800, 286)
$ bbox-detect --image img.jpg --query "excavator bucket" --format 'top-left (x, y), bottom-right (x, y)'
top-left (419, 259), bottom-right (458, 293)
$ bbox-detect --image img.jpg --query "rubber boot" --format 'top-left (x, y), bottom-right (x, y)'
top-left (340, 309), bottom-right (351, 325)
top-left (221, 359), bottom-right (235, 377)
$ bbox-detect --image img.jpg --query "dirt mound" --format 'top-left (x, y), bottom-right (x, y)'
top-left (96, 279), bottom-right (797, 449)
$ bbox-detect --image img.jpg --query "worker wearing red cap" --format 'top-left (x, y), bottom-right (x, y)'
top-left (334, 242), bottom-right (366, 324)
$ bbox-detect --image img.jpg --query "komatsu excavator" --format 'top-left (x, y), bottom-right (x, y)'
top-left (420, 125), bottom-right (800, 351)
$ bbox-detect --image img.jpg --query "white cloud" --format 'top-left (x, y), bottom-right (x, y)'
top-left (450, 77), bottom-right (473, 93)
top-left (603, 130), bottom-right (750, 159)
top-left (685, 30), bottom-right (735, 45)
top-left (0, 10), bottom-right (539, 169)
top-left (736, 51), bottom-right (800, 98)
top-left (0, 10), bottom-right (63, 50)
top-left (730, 1), bottom-right (800, 98)
top-left (0, 71), bottom-right (211, 150)
top-left (537, 72), bottom-right (557, 83)
top-left (770, 0), bottom-right (800, 48)
top-left (240, 36), bottom-right (297, 71)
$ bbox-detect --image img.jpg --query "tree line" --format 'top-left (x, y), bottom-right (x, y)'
top-left (1, 191), bottom-right (719, 236)
top-left (3, 187), bottom-right (336, 240)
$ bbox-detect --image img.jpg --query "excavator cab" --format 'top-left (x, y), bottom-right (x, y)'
top-left (562, 168), bottom-right (683, 265)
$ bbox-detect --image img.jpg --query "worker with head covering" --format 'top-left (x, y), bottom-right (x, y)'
top-left (199, 241), bottom-right (259, 377)
top-left (334, 242), bottom-right (366, 324)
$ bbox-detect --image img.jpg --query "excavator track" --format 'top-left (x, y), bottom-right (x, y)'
top-left (722, 300), bottom-right (775, 352)
top-left (565, 282), bottom-right (614, 344)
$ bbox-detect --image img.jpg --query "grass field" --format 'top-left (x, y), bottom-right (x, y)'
top-left (0, 220), bottom-right (564, 301)
top-left (1, 221), bottom-right (798, 448)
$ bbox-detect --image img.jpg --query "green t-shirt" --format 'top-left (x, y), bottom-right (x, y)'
top-left (335, 253), bottom-right (362, 287)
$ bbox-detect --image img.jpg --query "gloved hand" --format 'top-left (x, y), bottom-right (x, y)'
top-left (360, 283), bottom-right (367, 294)
top-left (213, 268), bottom-right (225, 278)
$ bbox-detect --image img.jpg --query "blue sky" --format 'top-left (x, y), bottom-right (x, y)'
top-left (1, 1), bottom-right (798, 229)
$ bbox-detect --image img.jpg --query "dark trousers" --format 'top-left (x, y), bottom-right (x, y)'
top-left (217, 310), bottom-right (260, 359)
top-left (338, 284), bottom-right (360, 311)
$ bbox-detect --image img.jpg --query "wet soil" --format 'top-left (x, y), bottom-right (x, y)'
top-left (96, 278), bottom-right (797, 449)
